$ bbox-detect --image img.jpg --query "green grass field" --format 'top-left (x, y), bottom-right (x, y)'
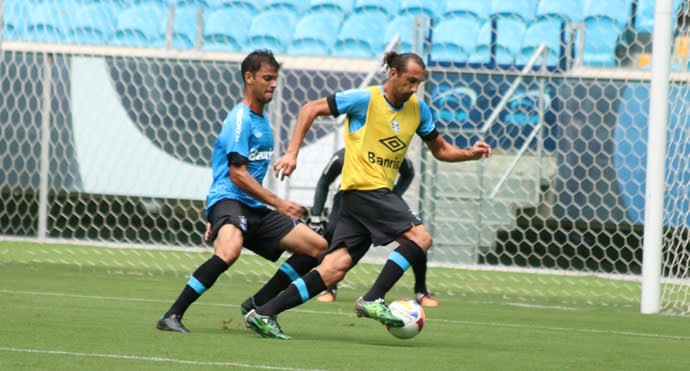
top-left (2, 240), bottom-right (690, 371)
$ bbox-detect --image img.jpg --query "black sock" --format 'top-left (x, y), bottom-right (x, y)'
top-left (363, 240), bottom-right (425, 301)
top-left (413, 252), bottom-right (428, 294)
top-left (252, 254), bottom-right (319, 306)
top-left (164, 255), bottom-right (229, 318)
top-left (258, 270), bottom-right (327, 317)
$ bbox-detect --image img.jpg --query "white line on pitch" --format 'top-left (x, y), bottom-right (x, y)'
top-left (0, 346), bottom-right (328, 371)
top-left (4, 288), bottom-right (690, 342)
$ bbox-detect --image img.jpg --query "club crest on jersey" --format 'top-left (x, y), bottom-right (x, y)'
top-left (391, 119), bottom-right (400, 133)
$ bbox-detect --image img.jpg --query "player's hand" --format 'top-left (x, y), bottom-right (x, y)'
top-left (276, 199), bottom-right (304, 219)
top-left (306, 215), bottom-right (328, 236)
top-left (471, 140), bottom-right (492, 159)
top-left (273, 152), bottom-right (297, 180)
top-left (204, 222), bottom-right (212, 242)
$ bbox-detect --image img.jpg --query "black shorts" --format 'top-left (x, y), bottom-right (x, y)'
top-left (207, 199), bottom-right (297, 262)
top-left (328, 189), bottom-right (422, 265)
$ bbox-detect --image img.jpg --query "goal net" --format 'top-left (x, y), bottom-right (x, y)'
top-left (0, 1), bottom-right (687, 312)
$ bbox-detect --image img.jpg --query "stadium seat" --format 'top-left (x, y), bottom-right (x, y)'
top-left (203, 7), bottom-right (253, 51)
top-left (536, 0), bottom-right (584, 23)
top-left (517, 17), bottom-right (567, 67)
top-left (334, 12), bottom-right (388, 58)
top-left (583, 0), bottom-right (632, 27)
top-left (171, 0), bottom-right (217, 8)
top-left (577, 18), bottom-right (624, 66)
top-left (635, 0), bottom-right (682, 32)
top-left (110, 3), bottom-right (167, 47)
top-left (23, 2), bottom-right (71, 43)
top-left (431, 16), bottom-right (482, 63)
top-left (265, 0), bottom-right (310, 14)
top-left (397, 0), bottom-right (440, 19)
top-left (352, 0), bottom-right (398, 18)
top-left (307, 0), bottom-right (353, 14)
top-left (384, 14), bottom-right (426, 52)
top-left (246, 9), bottom-right (298, 53)
top-left (287, 10), bottom-right (342, 56)
top-left (216, 0), bottom-right (264, 12)
top-left (66, 3), bottom-right (117, 45)
top-left (490, 0), bottom-right (537, 22)
top-left (442, 0), bottom-right (490, 22)
top-left (2, 0), bottom-right (28, 40)
top-left (160, 5), bottom-right (204, 49)
top-left (468, 19), bottom-right (526, 65)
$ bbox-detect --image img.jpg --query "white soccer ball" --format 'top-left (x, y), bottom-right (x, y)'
top-left (386, 298), bottom-right (425, 339)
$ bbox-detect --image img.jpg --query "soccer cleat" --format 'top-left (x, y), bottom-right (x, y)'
top-left (244, 309), bottom-right (291, 340)
top-left (316, 288), bottom-right (337, 303)
top-left (156, 314), bottom-right (190, 333)
top-left (353, 297), bottom-right (404, 328)
top-left (240, 297), bottom-right (256, 315)
top-left (416, 292), bottom-right (439, 308)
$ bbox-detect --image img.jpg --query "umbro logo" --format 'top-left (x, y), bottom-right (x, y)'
top-left (379, 136), bottom-right (406, 152)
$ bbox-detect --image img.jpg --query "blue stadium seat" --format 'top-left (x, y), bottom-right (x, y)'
top-left (635, 0), bottom-right (682, 32)
top-left (442, 0), bottom-right (490, 22)
top-left (334, 12), bottom-right (388, 58)
top-left (517, 17), bottom-right (567, 67)
top-left (288, 10), bottom-right (343, 55)
top-left (431, 16), bottom-right (482, 63)
top-left (266, 0), bottom-right (310, 14)
top-left (246, 9), bottom-right (298, 53)
top-left (468, 19), bottom-right (526, 65)
top-left (536, 0), bottom-right (584, 23)
top-left (65, 3), bottom-right (117, 45)
top-left (577, 18), bottom-right (624, 66)
top-left (353, 0), bottom-right (398, 18)
top-left (23, 2), bottom-right (71, 42)
top-left (490, 0), bottom-right (537, 22)
top-left (217, 0), bottom-right (264, 12)
top-left (203, 7), bottom-right (253, 51)
top-left (307, 0), bottom-right (353, 14)
top-left (110, 3), bottom-right (167, 47)
top-left (161, 5), bottom-right (204, 49)
top-left (384, 14), bottom-right (424, 52)
top-left (2, 0), bottom-right (28, 40)
top-left (171, 0), bottom-right (217, 8)
top-left (583, 0), bottom-right (632, 27)
top-left (397, 0), bottom-right (440, 19)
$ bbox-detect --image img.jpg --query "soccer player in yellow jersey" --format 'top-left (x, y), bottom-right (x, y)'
top-left (244, 51), bottom-right (492, 339)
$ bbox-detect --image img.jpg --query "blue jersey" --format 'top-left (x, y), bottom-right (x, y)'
top-left (206, 103), bottom-right (274, 214)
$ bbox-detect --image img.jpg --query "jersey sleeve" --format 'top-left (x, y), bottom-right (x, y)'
top-left (416, 100), bottom-right (439, 141)
top-left (327, 88), bottom-right (371, 118)
top-left (220, 107), bottom-right (252, 164)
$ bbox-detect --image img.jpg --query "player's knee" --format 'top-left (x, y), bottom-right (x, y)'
top-left (306, 235), bottom-right (328, 258)
top-left (413, 231), bottom-right (433, 251)
top-left (214, 243), bottom-right (241, 264)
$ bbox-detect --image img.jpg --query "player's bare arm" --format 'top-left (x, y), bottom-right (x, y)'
top-left (425, 134), bottom-right (492, 162)
top-left (274, 97), bottom-right (332, 179)
top-left (230, 163), bottom-right (304, 219)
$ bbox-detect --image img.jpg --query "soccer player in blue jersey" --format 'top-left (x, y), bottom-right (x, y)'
top-left (244, 51), bottom-right (491, 339)
top-left (156, 50), bottom-right (327, 334)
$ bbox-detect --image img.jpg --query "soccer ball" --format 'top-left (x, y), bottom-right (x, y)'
top-left (386, 298), bottom-right (425, 339)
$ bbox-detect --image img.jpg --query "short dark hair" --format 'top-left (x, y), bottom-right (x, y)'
top-left (241, 49), bottom-right (280, 82)
top-left (383, 51), bottom-right (425, 74)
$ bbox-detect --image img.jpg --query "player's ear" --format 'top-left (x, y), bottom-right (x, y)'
top-left (244, 71), bottom-right (254, 85)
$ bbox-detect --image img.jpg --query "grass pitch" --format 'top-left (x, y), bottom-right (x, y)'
top-left (2, 240), bottom-right (690, 370)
